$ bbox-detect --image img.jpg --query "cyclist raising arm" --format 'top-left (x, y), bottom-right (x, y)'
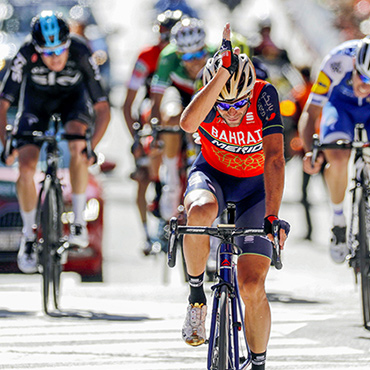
top-left (298, 36), bottom-right (370, 263)
top-left (0, 10), bottom-right (110, 273)
top-left (179, 23), bottom-right (289, 370)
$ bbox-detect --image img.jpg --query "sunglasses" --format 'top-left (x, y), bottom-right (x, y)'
top-left (181, 49), bottom-right (207, 61)
top-left (356, 68), bottom-right (370, 84)
top-left (217, 98), bottom-right (250, 111)
top-left (41, 45), bottom-right (68, 57)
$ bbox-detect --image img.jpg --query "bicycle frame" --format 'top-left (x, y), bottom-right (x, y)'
top-left (167, 203), bottom-right (281, 369)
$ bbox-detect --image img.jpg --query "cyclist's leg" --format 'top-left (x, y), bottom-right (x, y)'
top-left (235, 198), bottom-right (272, 367)
top-left (320, 102), bottom-right (353, 262)
top-left (62, 93), bottom-right (93, 247)
top-left (182, 161), bottom-right (224, 346)
top-left (15, 110), bottom-right (46, 273)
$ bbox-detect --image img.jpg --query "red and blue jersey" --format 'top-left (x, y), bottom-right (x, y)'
top-left (198, 80), bottom-right (283, 178)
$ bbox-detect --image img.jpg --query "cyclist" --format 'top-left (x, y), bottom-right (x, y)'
top-left (122, 10), bottom-right (183, 253)
top-left (0, 11), bottom-right (110, 273)
top-left (298, 36), bottom-right (370, 263)
top-left (150, 17), bottom-right (216, 221)
top-left (179, 23), bottom-right (289, 370)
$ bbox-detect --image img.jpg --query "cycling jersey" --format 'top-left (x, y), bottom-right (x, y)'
top-left (151, 43), bottom-right (217, 105)
top-left (197, 80), bottom-right (283, 177)
top-left (0, 35), bottom-right (108, 147)
top-left (0, 35), bottom-right (108, 105)
top-left (310, 39), bottom-right (361, 107)
top-left (127, 44), bottom-right (163, 93)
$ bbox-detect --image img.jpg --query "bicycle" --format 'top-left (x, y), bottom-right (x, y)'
top-left (167, 202), bottom-right (282, 370)
top-left (312, 123), bottom-right (370, 330)
top-left (3, 114), bottom-right (93, 315)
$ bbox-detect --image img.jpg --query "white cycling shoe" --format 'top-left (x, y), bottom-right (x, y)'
top-left (69, 223), bottom-right (89, 248)
top-left (330, 226), bottom-right (349, 263)
top-left (17, 236), bottom-right (38, 274)
top-left (182, 303), bottom-right (207, 346)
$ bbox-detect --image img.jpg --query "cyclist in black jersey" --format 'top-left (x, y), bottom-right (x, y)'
top-left (0, 10), bottom-right (110, 274)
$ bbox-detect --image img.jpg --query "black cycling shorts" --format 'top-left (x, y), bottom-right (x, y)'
top-left (185, 154), bottom-right (272, 259)
top-left (14, 86), bottom-right (94, 148)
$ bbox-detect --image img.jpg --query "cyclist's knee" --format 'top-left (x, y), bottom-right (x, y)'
top-left (186, 199), bottom-right (217, 225)
top-left (238, 275), bottom-right (267, 303)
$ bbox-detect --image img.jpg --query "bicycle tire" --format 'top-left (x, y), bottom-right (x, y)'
top-left (218, 285), bottom-right (230, 370)
top-left (40, 182), bottom-right (63, 313)
top-left (358, 190), bottom-right (370, 329)
top-left (52, 182), bottom-right (64, 309)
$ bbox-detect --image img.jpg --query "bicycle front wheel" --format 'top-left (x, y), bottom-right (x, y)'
top-left (39, 181), bottom-right (63, 313)
top-left (218, 285), bottom-right (231, 370)
top-left (359, 190), bottom-right (370, 329)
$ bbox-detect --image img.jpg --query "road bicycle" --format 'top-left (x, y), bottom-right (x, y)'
top-left (312, 123), bottom-right (370, 330)
top-left (3, 114), bottom-right (93, 315)
top-left (167, 202), bottom-right (282, 370)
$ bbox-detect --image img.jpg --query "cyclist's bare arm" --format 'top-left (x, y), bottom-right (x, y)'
top-left (180, 23), bottom-right (237, 133)
top-left (0, 98), bottom-right (10, 146)
top-left (122, 88), bottom-right (138, 138)
top-left (298, 100), bottom-right (325, 174)
top-left (180, 67), bottom-right (230, 133)
top-left (150, 92), bottom-right (163, 122)
top-left (263, 133), bottom-right (287, 247)
top-left (91, 100), bottom-right (110, 149)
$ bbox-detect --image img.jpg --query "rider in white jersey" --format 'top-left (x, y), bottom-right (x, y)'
top-left (299, 36), bottom-right (370, 263)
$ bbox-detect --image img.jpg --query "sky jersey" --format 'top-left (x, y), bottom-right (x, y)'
top-left (198, 80), bottom-right (283, 178)
top-left (310, 39), bottom-right (370, 107)
top-left (0, 35), bottom-right (108, 105)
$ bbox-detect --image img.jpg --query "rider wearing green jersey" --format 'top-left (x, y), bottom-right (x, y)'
top-left (150, 17), bottom-right (217, 221)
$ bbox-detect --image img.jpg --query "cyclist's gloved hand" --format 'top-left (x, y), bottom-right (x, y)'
top-left (220, 39), bottom-right (239, 75)
top-left (81, 147), bottom-right (98, 164)
top-left (264, 215), bottom-right (290, 236)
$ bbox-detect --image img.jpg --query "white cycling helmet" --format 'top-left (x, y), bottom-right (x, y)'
top-left (355, 36), bottom-right (370, 79)
top-left (170, 17), bottom-right (206, 53)
top-left (203, 52), bottom-right (256, 102)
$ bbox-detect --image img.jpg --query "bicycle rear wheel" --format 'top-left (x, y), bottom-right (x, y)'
top-left (358, 190), bottom-right (370, 329)
top-left (39, 181), bottom-right (63, 313)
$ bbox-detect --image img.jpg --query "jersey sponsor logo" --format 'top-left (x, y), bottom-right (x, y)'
top-left (210, 126), bottom-right (262, 146)
top-left (330, 61), bottom-right (342, 73)
top-left (211, 139), bottom-right (263, 154)
top-left (31, 53), bottom-right (38, 63)
top-left (31, 71), bottom-right (82, 86)
top-left (10, 53), bottom-right (27, 83)
top-left (312, 71), bottom-right (331, 95)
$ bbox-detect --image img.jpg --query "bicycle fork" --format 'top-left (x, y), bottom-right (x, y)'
top-left (207, 243), bottom-right (251, 370)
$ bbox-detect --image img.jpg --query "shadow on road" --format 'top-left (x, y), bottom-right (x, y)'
top-left (267, 292), bottom-right (321, 304)
top-left (46, 309), bottom-right (153, 321)
top-left (0, 309), bottom-right (37, 318)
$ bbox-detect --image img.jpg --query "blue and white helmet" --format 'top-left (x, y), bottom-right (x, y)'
top-left (356, 36), bottom-right (370, 79)
top-left (170, 17), bottom-right (206, 53)
top-left (31, 10), bottom-right (70, 48)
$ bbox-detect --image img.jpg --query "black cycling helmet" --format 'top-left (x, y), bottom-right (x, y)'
top-left (31, 10), bottom-right (70, 48)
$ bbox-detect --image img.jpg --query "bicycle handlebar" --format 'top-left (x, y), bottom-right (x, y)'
top-left (311, 123), bottom-right (370, 166)
top-left (167, 217), bottom-right (283, 269)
